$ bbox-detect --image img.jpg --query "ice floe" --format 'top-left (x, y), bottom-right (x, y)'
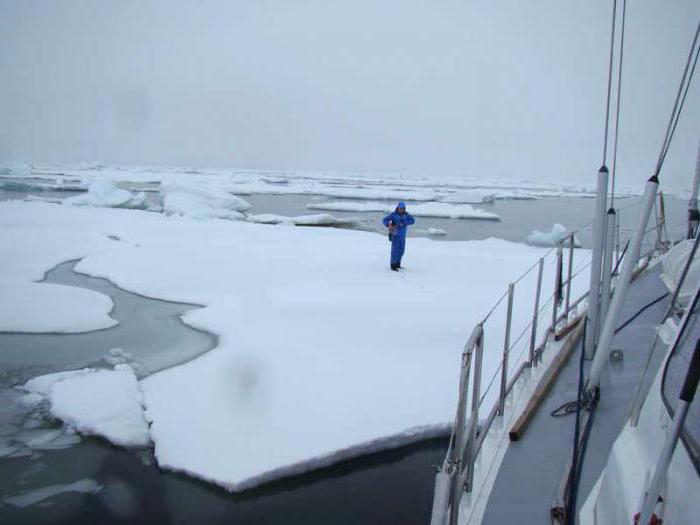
top-left (439, 190), bottom-right (496, 204)
top-left (21, 366), bottom-right (150, 448)
top-left (0, 162), bottom-right (638, 206)
top-left (1, 200), bottom-right (587, 491)
top-left (160, 179), bottom-right (251, 220)
top-left (64, 179), bottom-right (147, 209)
top-left (247, 213), bottom-right (358, 227)
top-left (0, 282), bottom-right (116, 333)
top-left (307, 201), bottom-right (500, 220)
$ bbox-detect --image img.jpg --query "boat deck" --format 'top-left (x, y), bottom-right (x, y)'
top-left (481, 264), bottom-right (671, 524)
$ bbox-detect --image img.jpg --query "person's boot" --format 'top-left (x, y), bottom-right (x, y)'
top-left (390, 264), bottom-right (399, 271)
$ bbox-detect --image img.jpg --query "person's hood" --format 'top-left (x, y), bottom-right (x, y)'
top-left (396, 201), bottom-right (406, 210)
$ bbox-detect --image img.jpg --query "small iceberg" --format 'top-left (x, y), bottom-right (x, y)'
top-left (160, 179), bottom-right (251, 220)
top-left (526, 223), bottom-right (580, 247)
top-left (64, 179), bottom-right (147, 209)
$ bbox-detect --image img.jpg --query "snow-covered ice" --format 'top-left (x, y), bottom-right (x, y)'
top-left (439, 190), bottom-right (496, 204)
top-left (247, 213), bottom-right (358, 227)
top-left (0, 162), bottom-right (623, 205)
top-left (307, 201), bottom-right (500, 220)
top-left (525, 223), bottom-right (581, 247)
top-left (0, 224), bottom-right (117, 334)
top-left (0, 282), bottom-right (116, 333)
top-left (21, 366), bottom-right (150, 448)
top-left (0, 199), bottom-right (587, 491)
top-left (160, 179), bottom-right (250, 220)
top-left (226, 182), bottom-right (440, 201)
top-left (427, 228), bottom-right (447, 236)
top-left (64, 179), bottom-right (147, 210)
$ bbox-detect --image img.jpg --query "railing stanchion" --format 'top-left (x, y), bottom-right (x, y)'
top-left (498, 283), bottom-right (515, 416)
top-left (529, 258), bottom-right (544, 366)
top-left (565, 233), bottom-right (575, 319)
top-left (551, 242), bottom-right (563, 333)
top-left (447, 353), bottom-right (470, 525)
top-left (464, 329), bottom-right (483, 491)
top-left (438, 324), bottom-right (481, 525)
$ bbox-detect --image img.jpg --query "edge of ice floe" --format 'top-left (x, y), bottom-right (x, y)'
top-left (154, 422), bottom-right (451, 492)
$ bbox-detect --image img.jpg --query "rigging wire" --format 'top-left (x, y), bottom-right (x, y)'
top-left (653, 19), bottom-right (700, 179)
top-left (602, 0), bottom-right (619, 166)
top-left (610, 0), bottom-right (627, 208)
top-left (658, 37), bottom-right (700, 171)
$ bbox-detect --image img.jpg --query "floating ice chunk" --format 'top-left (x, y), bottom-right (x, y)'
top-left (0, 282), bottom-right (117, 333)
top-left (2, 479), bottom-right (102, 508)
top-left (13, 428), bottom-right (81, 450)
top-left (104, 348), bottom-right (134, 366)
top-left (440, 190), bottom-right (496, 204)
top-left (64, 179), bottom-right (147, 209)
top-left (526, 223), bottom-right (581, 247)
top-left (427, 228), bottom-right (447, 236)
top-left (247, 213), bottom-right (357, 227)
top-left (160, 179), bottom-right (250, 221)
top-left (307, 201), bottom-right (500, 220)
top-left (0, 444), bottom-right (26, 458)
top-left (20, 367), bottom-right (149, 448)
top-left (661, 239), bottom-right (700, 307)
top-left (47, 368), bottom-right (150, 448)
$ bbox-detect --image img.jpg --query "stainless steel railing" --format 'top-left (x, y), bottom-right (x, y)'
top-left (430, 193), bottom-right (672, 525)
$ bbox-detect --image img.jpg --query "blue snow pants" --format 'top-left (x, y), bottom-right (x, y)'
top-left (390, 236), bottom-right (406, 266)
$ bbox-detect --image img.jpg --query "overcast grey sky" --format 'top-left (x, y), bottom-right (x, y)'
top-left (1, 1), bottom-right (698, 189)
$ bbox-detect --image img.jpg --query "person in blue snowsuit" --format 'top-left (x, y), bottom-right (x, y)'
top-left (382, 201), bottom-right (415, 271)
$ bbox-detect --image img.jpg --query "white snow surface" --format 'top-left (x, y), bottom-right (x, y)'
top-left (160, 179), bottom-right (251, 220)
top-left (22, 366), bottom-right (150, 448)
top-left (661, 238), bottom-right (700, 307)
top-left (307, 201), bottom-right (500, 220)
top-left (0, 223), bottom-right (118, 334)
top-left (526, 223), bottom-right (581, 247)
top-left (1, 200), bottom-right (588, 491)
top-left (0, 282), bottom-right (116, 333)
top-left (64, 179), bottom-right (147, 210)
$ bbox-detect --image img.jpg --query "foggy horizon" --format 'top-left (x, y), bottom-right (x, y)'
top-left (1, 1), bottom-right (699, 190)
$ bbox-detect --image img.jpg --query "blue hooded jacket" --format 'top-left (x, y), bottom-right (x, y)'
top-left (382, 201), bottom-right (415, 239)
